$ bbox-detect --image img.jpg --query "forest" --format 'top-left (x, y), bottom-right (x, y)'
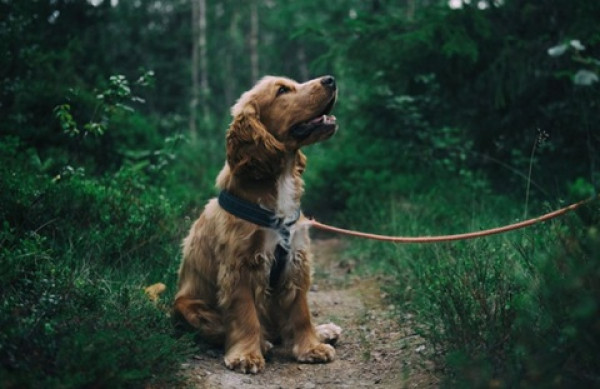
top-left (1, 0), bottom-right (599, 387)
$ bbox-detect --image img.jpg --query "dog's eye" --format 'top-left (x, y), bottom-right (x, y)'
top-left (276, 85), bottom-right (290, 96)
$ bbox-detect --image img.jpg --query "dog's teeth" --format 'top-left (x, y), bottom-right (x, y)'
top-left (323, 115), bottom-right (336, 125)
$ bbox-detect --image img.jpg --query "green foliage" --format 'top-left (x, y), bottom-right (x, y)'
top-left (344, 174), bottom-right (600, 387)
top-left (1, 3), bottom-right (221, 384)
top-left (548, 39), bottom-right (600, 86)
top-left (0, 135), bottom-right (194, 388)
top-left (306, 0), bottom-right (600, 210)
top-left (305, 9), bottom-right (600, 385)
top-left (54, 71), bottom-right (156, 138)
top-left (53, 105), bottom-right (80, 137)
top-left (0, 233), bottom-right (192, 388)
top-left (2, 0), bottom-right (600, 386)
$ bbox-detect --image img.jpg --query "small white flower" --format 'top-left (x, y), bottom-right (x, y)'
top-left (573, 70), bottom-right (599, 86)
top-left (547, 43), bottom-right (568, 57)
top-left (569, 40), bottom-right (586, 51)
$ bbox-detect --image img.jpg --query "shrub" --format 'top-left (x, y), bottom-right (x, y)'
top-left (346, 173), bottom-right (600, 387)
top-left (0, 137), bottom-right (194, 388)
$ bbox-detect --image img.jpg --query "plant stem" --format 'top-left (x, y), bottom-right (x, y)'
top-left (524, 135), bottom-right (538, 219)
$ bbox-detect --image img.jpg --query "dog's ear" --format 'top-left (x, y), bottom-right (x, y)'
top-left (226, 101), bottom-right (285, 179)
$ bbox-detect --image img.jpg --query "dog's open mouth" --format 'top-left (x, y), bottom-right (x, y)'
top-left (290, 97), bottom-right (337, 141)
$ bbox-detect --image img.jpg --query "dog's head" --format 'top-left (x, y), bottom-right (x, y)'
top-left (226, 75), bottom-right (338, 179)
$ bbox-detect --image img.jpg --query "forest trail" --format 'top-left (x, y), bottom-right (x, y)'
top-left (182, 239), bottom-right (438, 389)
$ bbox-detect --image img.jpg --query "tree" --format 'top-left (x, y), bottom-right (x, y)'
top-left (250, 0), bottom-right (260, 83)
top-left (190, 0), bottom-right (209, 139)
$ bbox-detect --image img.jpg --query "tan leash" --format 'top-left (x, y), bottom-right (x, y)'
top-left (308, 195), bottom-right (598, 243)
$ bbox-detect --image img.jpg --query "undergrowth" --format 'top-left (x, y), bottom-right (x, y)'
top-left (343, 173), bottom-right (600, 388)
top-left (0, 134), bottom-right (198, 387)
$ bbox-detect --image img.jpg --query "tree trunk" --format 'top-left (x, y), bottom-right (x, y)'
top-left (224, 7), bottom-right (240, 107)
top-left (250, 0), bottom-right (259, 83)
top-left (405, 0), bottom-right (416, 20)
top-left (189, 0), bottom-right (199, 139)
top-left (190, 0), bottom-right (209, 140)
top-left (199, 0), bottom-right (209, 120)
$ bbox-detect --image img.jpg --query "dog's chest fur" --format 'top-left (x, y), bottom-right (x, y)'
top-left (276, 172), bottom-right (297, 221)
top-left (262, 169), bottom-right (307, 275)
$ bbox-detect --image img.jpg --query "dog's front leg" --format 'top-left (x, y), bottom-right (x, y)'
top-left (221, 275), bottom-right (265, 374)
top-left (285, 287), bottom-right (336, 363)
top-left (278, 250), bottom-right (336, 364)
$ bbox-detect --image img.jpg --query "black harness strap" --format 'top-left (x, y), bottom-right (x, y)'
top-left (218, 190), bottom-right (300, 289)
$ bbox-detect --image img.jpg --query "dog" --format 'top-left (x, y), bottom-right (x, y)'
top-left (175, 75), bottom-right (342, 374)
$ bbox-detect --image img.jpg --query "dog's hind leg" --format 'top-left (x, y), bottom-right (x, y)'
top-left (174, 296), bottom-right (225, 341)
top-left (315, 323), bottom-right (342, 345)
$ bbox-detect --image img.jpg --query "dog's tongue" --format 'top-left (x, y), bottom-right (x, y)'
top-left (309, 115), bottom-right (336, 125)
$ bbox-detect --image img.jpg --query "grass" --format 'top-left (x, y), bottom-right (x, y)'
top-left (341, 172), bottom-right (600, 387)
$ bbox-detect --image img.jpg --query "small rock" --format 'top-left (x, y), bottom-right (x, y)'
top-left (310, 284), bottom-right (319, 292)
top-left (242, 378), bottom-right (252, 384)
top-left (338, 259), bottom-right (356, 273)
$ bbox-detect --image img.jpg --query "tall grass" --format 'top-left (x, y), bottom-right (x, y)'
top-left (341, 173), bottom-right (600, 387)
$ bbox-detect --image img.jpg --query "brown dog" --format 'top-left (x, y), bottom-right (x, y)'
top-left (175, 75), bottom-right (342, 374)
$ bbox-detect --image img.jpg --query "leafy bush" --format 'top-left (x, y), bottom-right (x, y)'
top-left (0, 133), bottom-right (194, 387)
top-left (0, 234), bottom-right (192, 388)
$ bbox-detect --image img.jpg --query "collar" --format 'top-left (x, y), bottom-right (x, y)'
top-left (218, 190), bottom-right (300, 232)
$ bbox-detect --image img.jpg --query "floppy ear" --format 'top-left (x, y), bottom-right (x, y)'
top-left (226, 101), bottom-right (285, 180)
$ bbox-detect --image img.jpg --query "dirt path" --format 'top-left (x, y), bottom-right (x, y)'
top-left (183, 239), bottom-right (438, 388)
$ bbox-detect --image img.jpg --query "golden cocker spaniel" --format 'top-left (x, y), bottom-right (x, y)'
top-left (175, 75), bottom-right (342, 374)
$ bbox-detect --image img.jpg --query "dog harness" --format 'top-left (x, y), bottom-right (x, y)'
top-left (218, 190), bottom-right (301, 289)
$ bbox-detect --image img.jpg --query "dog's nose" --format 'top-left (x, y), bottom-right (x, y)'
top-left (321, 75), bottom-right (336, 90)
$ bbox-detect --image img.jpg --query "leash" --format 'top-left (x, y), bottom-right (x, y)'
top-left (307, 195), bottom-right (598, 244)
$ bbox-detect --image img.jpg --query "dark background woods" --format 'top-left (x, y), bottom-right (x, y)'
top-left (1, 1), bottom-right (599, 387)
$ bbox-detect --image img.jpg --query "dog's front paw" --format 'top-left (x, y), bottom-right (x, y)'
top-left (316, 322), bottom-right (342, 345)
top-left (294, 343), bottom-right (336, 363)
top-left (224, 351), bottom-right (265, 374)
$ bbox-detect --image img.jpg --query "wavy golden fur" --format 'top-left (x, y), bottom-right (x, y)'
top-left (175, 75), bottom-right (342, 374)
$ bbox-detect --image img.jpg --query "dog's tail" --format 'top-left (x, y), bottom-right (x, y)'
top-left (143, 282), bottom-right (174, 317)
